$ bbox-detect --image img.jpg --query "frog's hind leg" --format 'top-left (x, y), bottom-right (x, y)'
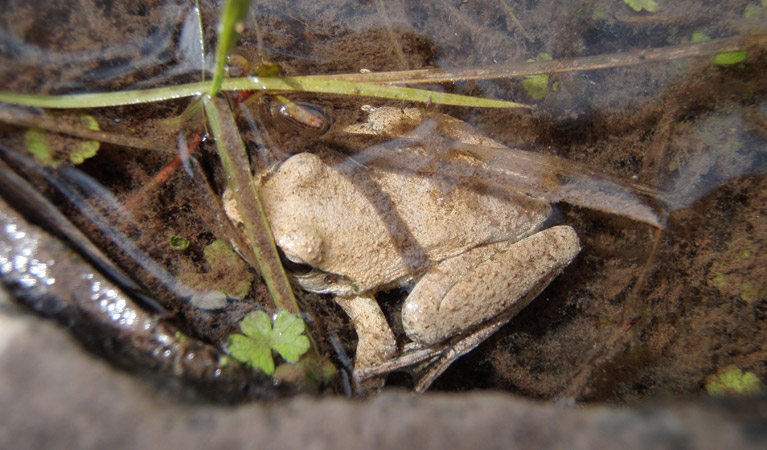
top-left (412, 254), bottom-right (576, 392)
top-left (404, 225), bottom-right (581, 392)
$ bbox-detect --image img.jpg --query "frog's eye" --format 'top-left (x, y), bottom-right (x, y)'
top-left (277, 248), bottom-right (312, 274)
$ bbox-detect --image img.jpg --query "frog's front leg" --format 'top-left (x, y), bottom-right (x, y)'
top-left (401, 225), bottom-right (580, 390)
top-left (334, 294), bottom-right (397, 390)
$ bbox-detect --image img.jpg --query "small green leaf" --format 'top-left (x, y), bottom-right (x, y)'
top-left (690, 33), bottom-right (748, 66)
top-left (25, 127), bottom-right (56, 168)
top-left (203, 239), bottom-right (239, 271)
top-left (23, 114), bottom-right (101, 167)
top-left (240, 309), bottom-right (272, 337)
top-left (705, 366), bottom-right (761, 396)
top-left (227, 310), bottom-right (311, 375)
top-left (522, 75), bottom-right (549, 100)
top-left (69, 115), bottom-right (101, 164)
top-left (624, 0), bottom-right (658, 13)
top-left (270, 310), bottom-right (311, 363)
top-left (228, 333), bottom-right (274, 375)
top-left (691, 32), bottom-right (710, 43)
top-left (169, 235), bottom-right (190, 251)
top-left (713, 51), bottom-right (748, 66)
top-left (522, 53), bottom-right (553, 100)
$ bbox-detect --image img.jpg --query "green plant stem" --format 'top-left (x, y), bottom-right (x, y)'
top-left (202, 95), bottom-right (300, 315)
top-left (210, 0), bottom-right (253, 96)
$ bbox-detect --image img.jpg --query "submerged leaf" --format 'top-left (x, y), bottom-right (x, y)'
top-left (23, 114), bottom-right (101, 168)
top-left (713, 51), bottom-right (748, 66)
top-left (522, 53), bottom-right (553, 100)
top-left (169, 235), bottom-right (190, 251)
top-left (24, 127), bottom-right (55, 168)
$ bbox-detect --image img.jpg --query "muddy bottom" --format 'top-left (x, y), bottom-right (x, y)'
top-left (0, 0), bottom-right (765, 403)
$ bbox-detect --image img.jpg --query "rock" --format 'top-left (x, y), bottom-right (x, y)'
top-left (1, 284), bottom-right (766, 449)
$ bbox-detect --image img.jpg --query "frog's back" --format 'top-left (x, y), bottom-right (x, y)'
top-left (260, 152), bottom-right (551, 294)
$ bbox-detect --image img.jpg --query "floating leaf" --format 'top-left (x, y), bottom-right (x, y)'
top-left (270, 311), bottom-right (311, 363)
top-left (227, 310), bottom-right (311, 375)
top-left (624, 0), bottom-right (658, 13)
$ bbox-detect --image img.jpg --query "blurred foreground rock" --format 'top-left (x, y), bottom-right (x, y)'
top-left (1, 285), bottom-right (766, 449)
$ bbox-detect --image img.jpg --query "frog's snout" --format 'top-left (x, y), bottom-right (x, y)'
top-left (275, 225), bottom-right (324, 267)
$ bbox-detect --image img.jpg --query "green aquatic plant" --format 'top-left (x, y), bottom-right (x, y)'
top-left (202, 239), bottom-right (252, 298)
top-left (705, 366), bottom-right (761, 396)
top-left (624, 0), bottom-right (658, 13)
top-left (227, 310), bottom-right (311, 375)
top-left (521, 53), bottom-right (552, 100)
top-left (691, 33), bottom-right (748, 66)
top-left (24, 114), bottom-right (101, 168)
top-left (713, 51), bottom-right (748, 66)
top-left (169, 235), bottom-right (190, 251)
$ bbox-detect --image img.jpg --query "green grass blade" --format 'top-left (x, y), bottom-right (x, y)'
top-left (221, 77), bottom-right (530, 108)
top-left (0, 82), bottom-right (211, 108)
top-left (0, 77), bottom-right (528, 109)
top-left (210, 0), bottom-right (253, 96)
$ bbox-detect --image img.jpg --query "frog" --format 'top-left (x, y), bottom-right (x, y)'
top-left (225, 111), bottom-right (581, 392)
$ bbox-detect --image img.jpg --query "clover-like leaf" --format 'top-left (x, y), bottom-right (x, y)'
top-left (228, 333), bottom-right (274, 374)
top-left (226, 310), bottom-right (311, 375)
top-left (270, 311), bottom-right (311, 363)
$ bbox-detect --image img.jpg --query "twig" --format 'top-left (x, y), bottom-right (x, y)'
top-left (306, 34), bottom-right (767, 85)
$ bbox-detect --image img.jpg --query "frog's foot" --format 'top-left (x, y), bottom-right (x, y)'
top-left (352, 308), bottom-right (512, 392)
top-left (334, 295), bottom-right (397, 392)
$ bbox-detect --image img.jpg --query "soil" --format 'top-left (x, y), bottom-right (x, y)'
top-left (0, 0), bottom-right (765, 403)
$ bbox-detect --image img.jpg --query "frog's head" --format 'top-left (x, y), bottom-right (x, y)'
top-left (273, 224), bottom-right (367, 297)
